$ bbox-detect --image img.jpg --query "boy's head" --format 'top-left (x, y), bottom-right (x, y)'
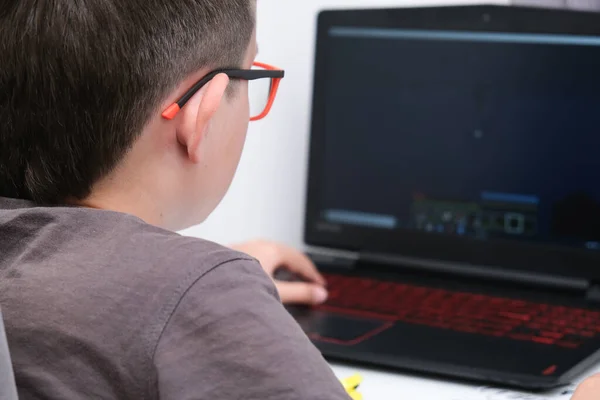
top-left (0, 0), bottom-right (258, 230)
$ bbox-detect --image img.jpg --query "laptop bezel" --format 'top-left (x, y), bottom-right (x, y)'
top-left (304, 5), bottom-right (600, 281)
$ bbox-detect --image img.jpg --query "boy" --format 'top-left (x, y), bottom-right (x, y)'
top-left (2, 2), bottom-right (599, 399)
top-left (0, 0), bottom-right (347, 398)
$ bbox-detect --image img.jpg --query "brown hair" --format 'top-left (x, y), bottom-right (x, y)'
top-left (0, 0), bottom-right (254, 203)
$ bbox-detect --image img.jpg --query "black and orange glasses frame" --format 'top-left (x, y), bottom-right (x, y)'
top-left (162, 62), bottom-right (285, 121)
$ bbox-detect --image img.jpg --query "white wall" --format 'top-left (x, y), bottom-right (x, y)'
top-left (181, 0), bottom-right (509, 247)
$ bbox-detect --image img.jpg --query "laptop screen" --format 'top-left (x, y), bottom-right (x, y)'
top-left (313, 26), bottom-right (600, 253)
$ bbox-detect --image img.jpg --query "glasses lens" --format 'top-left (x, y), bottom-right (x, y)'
top-left (249, 65), bottom-right (272, 119)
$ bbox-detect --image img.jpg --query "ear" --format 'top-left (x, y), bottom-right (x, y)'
top-left (175, 73), bottom-right (230, 164)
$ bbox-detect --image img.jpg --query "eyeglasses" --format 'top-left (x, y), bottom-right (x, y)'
top-left (162, 62), bottom-right (285, 121)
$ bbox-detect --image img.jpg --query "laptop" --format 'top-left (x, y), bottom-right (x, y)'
top-left (287, 5), bottom-right (600, 390)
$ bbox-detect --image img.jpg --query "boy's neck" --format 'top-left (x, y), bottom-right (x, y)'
top-left (76, 184), bottom-right (168, 230)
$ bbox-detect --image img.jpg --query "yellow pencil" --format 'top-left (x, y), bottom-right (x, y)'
top-left (341, 374), bottom-right (363, 400)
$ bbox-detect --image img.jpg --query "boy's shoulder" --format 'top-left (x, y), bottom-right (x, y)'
top-left (1, 199), bottom-right (273, 398)
top-left (109, 209), bottom-right (263, 301)
top-left (0, 196), bottom-right (263, 330)
top-left (108, 209), bottom-right (254, 279)
top-left (58, 204), bottom-right (262, 306)
top-left (1, 196), bottom-right (254, 279)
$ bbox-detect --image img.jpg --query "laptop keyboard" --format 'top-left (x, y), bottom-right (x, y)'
top-left (317, 273), bottom-right (600, 349)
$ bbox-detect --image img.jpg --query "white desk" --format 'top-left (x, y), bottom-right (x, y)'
top-left (330, 361), bottom-right (600, 400)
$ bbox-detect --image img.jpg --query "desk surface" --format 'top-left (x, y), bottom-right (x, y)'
top-left (330, 361), bottom-right (600, 400)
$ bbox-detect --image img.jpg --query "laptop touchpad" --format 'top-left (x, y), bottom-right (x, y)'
top-left (293, 308), bottom-right (393, 346)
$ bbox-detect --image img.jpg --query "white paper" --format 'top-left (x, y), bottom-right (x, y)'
top-left (455, 366), bottom-right (600, 400)
top-left (332, 362), bottom-right (600, 400)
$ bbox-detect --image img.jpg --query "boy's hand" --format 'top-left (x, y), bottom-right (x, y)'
top-left (572, 374), bottom-right (600, 399)
top-left (230, 240), bottom-right (328, 305)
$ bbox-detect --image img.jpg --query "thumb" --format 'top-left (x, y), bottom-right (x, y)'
top-left (275, 281), bottom-right (329, 305)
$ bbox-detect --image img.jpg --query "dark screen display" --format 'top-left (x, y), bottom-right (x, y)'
top-left (319, 28), bottom-right (600, 250)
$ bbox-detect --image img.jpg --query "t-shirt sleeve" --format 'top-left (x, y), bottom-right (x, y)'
top-left (153, 259), bottom-right (350, 400)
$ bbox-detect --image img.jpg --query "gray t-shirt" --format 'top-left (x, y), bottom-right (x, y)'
top-left (0, 197), bottom-right (349, 400)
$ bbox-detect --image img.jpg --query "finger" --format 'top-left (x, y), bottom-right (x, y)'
top-left (573, 374), bottom-right (600, 399)
top-left (275, 244), bottom-right (326, 285)
top-left (275, 281), bottom-right (329, 305)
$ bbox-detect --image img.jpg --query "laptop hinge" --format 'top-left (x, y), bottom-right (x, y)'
top-left (586, 283), bottom-right (600, 303)
top-left (305, 246), bottom-right (358, 269)
top-left (358, 251), bottom-right (589, 292)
